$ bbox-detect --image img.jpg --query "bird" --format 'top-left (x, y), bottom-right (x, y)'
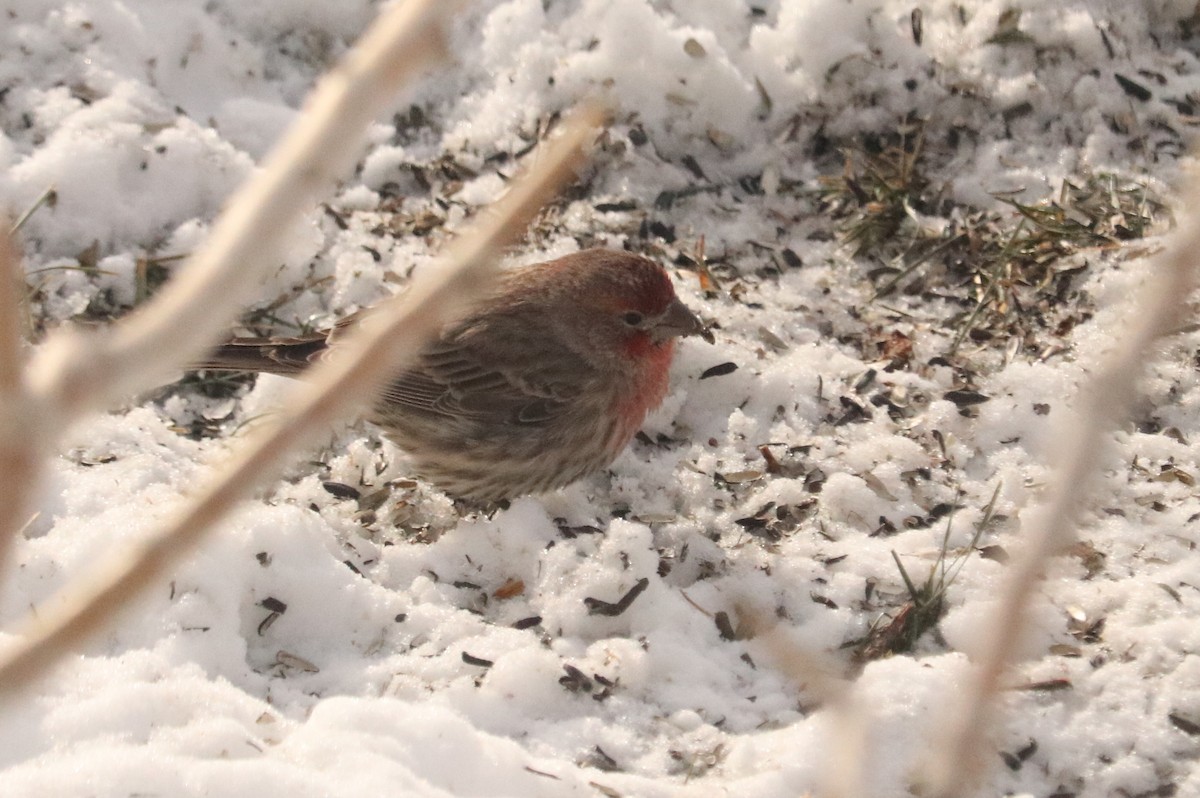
top-left (196, 248), bottom-right (712, 501)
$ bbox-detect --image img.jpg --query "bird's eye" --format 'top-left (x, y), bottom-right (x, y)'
top-left (622, 311), bottom-right (644, 327)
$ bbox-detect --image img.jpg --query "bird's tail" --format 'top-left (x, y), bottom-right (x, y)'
top-left (193, 335), bottom-right (330, 376)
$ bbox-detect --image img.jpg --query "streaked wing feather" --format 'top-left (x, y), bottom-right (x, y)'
top-left (381, 311), bottom-right (589, 426)
top-left (197, 333), bottom-right (330, 375)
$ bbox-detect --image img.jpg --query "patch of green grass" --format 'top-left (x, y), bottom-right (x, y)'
top-left (849, 483), bottom-right (1003, 663)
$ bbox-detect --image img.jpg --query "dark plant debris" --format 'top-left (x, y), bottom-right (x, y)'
top-left (819, 121), bottom-right (1167, 357)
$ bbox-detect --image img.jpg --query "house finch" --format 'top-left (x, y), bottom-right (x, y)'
top-left (198, 248), bottom-right (711, 501)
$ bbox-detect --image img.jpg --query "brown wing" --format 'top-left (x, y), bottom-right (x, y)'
top-left (380, 309), bottom-right (594, 427)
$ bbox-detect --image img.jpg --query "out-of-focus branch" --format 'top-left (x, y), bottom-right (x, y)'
top-left (742, 608), bottom-right (866, 798)
top-left (0, 104), bottom-right (605, 693)
top-left (917, 170), bottom-right (1200, 797)
top-left (0, 229), bottom-right (21, 406)
top-left (771, 648), bottom-right (865, 798)
top-left (24, 0), bottom-right (449, 435)
top-left (0, 228), bottom-right (38, 577)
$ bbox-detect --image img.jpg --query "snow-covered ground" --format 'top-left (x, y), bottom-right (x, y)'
top-left (3, 1), bottom-right (1200, 795)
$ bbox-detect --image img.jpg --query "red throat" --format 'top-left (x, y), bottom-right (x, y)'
top-left (610, 338), bottom-right (675, 452)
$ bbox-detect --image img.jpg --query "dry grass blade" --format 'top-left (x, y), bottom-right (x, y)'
top-left (850, 485), bottom-right (1000, 664)
top-left (916, 170), bottom-right (1200, 797)
top-left (8, 186), bottom-right (56, 236)
top-left (24, 0), bottom-right (450, 426)
top-left (0, 103), bottom-right (603, 694)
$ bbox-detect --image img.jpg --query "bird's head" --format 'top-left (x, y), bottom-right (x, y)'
top-left (546, 249), bottom-right (711, 368)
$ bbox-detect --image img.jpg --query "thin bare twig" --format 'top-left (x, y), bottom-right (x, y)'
top-left (0, 104), bottom-right (604, 693)
top-left (917, 170), bottom-right (1200, 797)
top-left (23, 0), bottom-right (450, 432)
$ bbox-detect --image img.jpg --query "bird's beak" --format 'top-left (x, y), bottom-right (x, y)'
top-left (656, 298), bottom-right (714, 343)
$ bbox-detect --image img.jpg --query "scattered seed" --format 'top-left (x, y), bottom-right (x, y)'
top-left (978, 545), bottom-right (1010, 563)
top-left (634, 512), bottom-right (677, 524)
top-left (1069, 540), bottom-right (1106, 578)
top-left (513, 616), bottom-right (542, 630)
top-left (853, 369), bottom-right (877, 393)
top-left (559, 664), bottom-right (593, 693)
top-left (714, 611), bottom-right (737, 641)
top-left (595, 200), bottom-right (637, 212)
top-left (833, 396), bottom-right (870, 425)
top-left (943, 389), bottom-right (990, 407)
top-left (557, 522), bottom-right (602, 538)
top-left (584, 746), bottom-right (620, 773)
top-left (1114, 72), bottom-right (1152, 102)
top-left (860, 471), bottom-right (897, 501)
top-left (870, 517), bottom-right (898, 537)
top-left (1002, 101), bottom-right (1034, 123)
top-left (754, 76), bottom-right (773, 120)
top-left (708, 127), bottom-right (735, 151)
top-left (1170, 712), bottom-right (1200, 736)
top-left (680, 155), bottom-right (707, 181)
top-left (999, 739), bottom-right (1037, 771)
top-left (276, 651), bottom-right (319, 673)
top-left (753, 327), bottom-right (787, 352)
top-left (1049, 644), bottom-right (1082, 657)
top-left (589, 780), bottom-right (622, 798)
top-left (720, 469), bottom-right (763, 484)
top-left (257, 611), bottom-right (281, 636)
top-left (1156, 464), bottom-right (1195, 485)
top-left (1011, 678), bottom-right (1072, 692)
top-left (759, 445), bottom-right (782, 474)
top-left (683, 37), bottom-right (706, 58)
top-left (1158, 583), bottom-right (1182, 603)
top-left (810, 593), bottom-right (838, 609)
top-left (881, 330), bottom-right (913, 362)
top-left (493, 578), bottom-right (525, 600)
top-left (585, 577), bottom-right (650, 616)
top-left (700, 362), bottom-right (738, 379)
top-left (461, 651), bottom-right (493, 668)
top-left (321, 481), bottom-right (360, 500)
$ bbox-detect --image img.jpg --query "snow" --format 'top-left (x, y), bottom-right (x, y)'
top-left (4, 0), bottom-right (1200, 796)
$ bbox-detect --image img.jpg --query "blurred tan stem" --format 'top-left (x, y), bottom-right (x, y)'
top-left (0, 229), bottom-right (38, 579)
top-left (918, 173), bottom-right (1200, 797)
top-left (0, 104), bottom-right (604, 693)
top-left (24, 0), bottom-right (449, 432)
top-left (0, 0), bottom-right (444, 632)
